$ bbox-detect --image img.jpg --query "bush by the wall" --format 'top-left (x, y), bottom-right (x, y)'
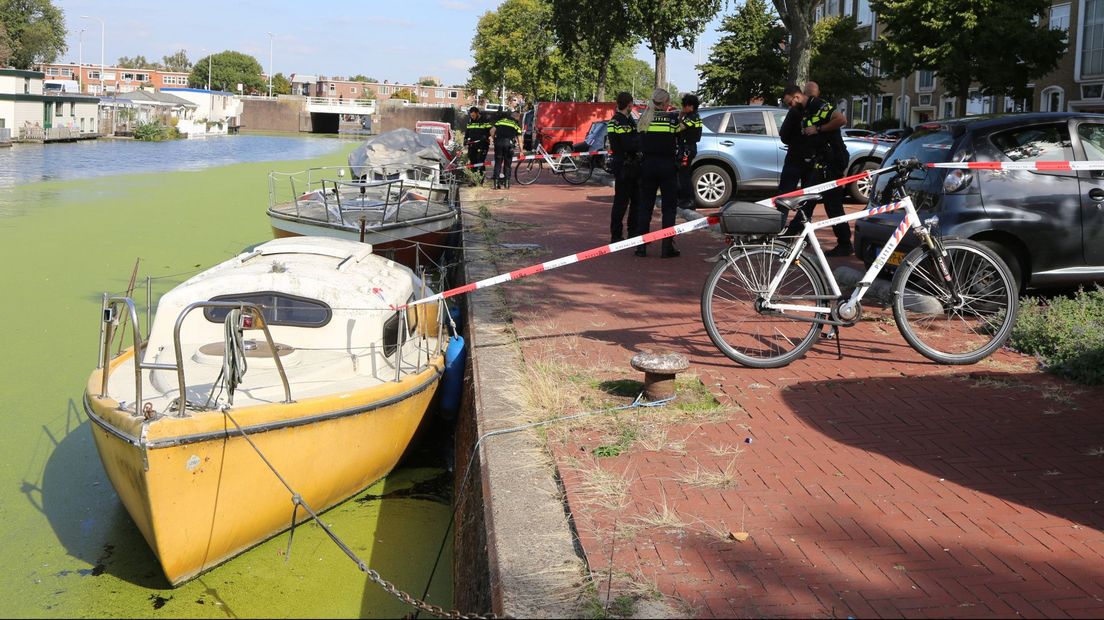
top-left (1011, 288), bottom-right (1104, 385)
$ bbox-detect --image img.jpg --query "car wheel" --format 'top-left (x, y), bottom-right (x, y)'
top-left (848, 160), bottom-right (880, 203)
top-left (978, 240), bottom-right (1025, 293)
top-left (692, 164), bottom-right (733, 209)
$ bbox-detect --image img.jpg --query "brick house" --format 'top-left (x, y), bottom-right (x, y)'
top-left (293, 74), bottom-right (474, 107)
top-left (36, 62), bottom-right (191, 96)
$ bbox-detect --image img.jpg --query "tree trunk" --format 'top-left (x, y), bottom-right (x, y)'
top-left (654, 47), bottom-right (667, 91)
top-left (596, 46), bottom-right (612, 101)
top-left (787, 19), bottom-right (813, 86)
top-left (954, 85), bottom-right (969, 119)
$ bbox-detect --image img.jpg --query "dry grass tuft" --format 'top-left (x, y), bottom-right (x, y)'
top-left (575, 462), bottom-right (633, 511)
top-left (635, 492), bottom-right (690, 531)
top-left (675, 458), bottom-right (741, 489)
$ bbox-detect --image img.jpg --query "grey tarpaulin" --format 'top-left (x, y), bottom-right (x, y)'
top-left (347, 128), bottom-right (444, 178)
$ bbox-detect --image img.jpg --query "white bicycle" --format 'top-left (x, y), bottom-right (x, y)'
top-left (701, 158), bottom-right (1019, 368)
top-left (513, 142), bottom-right (595, 186)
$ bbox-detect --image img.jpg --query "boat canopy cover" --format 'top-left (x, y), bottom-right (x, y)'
top-left (348, 128), bottom-right (444, 178)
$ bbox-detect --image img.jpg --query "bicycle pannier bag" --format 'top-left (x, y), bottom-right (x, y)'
top-left (719, 201), bottom-right (787, 235)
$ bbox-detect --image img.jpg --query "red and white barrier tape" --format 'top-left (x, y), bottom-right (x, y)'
top-left (447, 150), bottom-right (609, 171)
top-left (927, 160), bottom-right (1104, 171)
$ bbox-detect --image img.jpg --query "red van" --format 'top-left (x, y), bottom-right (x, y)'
top-left (527, 102), bottom-right (617, 154)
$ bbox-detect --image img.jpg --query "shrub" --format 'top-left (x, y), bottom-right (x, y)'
top-left (1011, 287), bottom-right (1104, 385)
top-left (870, 116), bottom-right (901, 132)
top-left (134, 120), bottom-right (167, 141)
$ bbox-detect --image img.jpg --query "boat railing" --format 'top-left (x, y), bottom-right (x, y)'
top-left (267, 164), bottom-right (458, 224)
top-left (98, 297), bottom-right (293, 416)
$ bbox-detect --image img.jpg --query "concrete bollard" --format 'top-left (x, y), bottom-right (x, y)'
top-left (630, 350), bottom-right (690, 401)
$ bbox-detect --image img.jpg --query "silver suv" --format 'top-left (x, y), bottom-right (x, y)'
top-left (691, 105), bottom-right (891, 208)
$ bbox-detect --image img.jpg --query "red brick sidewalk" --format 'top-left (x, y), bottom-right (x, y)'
top-left (476, 178), bottom-right (1104, 618)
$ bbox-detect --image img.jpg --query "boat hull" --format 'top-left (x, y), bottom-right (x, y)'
top-left (84, 350), bottom-right (444, 586)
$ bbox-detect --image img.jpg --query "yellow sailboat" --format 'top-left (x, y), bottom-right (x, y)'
top-left (84, 237), bottom-right (447, 585)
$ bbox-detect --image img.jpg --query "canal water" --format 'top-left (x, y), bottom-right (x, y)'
top-left (0, 134), bottom-right (455, 617)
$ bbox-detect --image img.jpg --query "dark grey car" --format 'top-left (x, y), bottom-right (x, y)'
top-left (854, 112), bottom-right (1104, 291)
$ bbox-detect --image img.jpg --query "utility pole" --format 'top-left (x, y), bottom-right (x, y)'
top-left (201, 48), bottom-right (212, 90)
top-left (80, 16), bottom-right (105, 96)
top-left (266, 32), bottom-right (275, 97)
top-left (78, 28), bottom-right (85, 93)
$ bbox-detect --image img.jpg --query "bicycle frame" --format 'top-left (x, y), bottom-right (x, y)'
top-left (760, 195), bottom-right (924, 316)
top-left (529, 142), bottom-right (579, 175)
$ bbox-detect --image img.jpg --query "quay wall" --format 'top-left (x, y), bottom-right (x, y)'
top-left (240, 97), bottom-right (311, 132)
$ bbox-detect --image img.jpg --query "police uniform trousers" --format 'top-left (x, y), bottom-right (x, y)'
top-left (677, 147), bottom-right (696, 207)
top-left (610, 158), bottom-right (642, 240)
top-left (468, 143), bottom-right (488, 178)
top-left (493, 140), bottom-right (515, 182)
top-left (637, 156), bottom-right (679, 236)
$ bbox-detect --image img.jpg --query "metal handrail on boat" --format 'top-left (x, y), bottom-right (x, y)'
top-left (98, 297), bottom-right (294, 416)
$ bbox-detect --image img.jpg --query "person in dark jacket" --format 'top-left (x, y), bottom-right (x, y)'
top-left (676, 93), bottom-right (703, 210)
top-left (607, 91), bottom-right (641, 243)
top-left (489, 110), bottom-right (523, 190)
top-left (634, 88), bottom-right (681, 258)
top-left (781, 84), bottom-right (852, 256)
top-left (465, 107), bottom-right (492, 185)
top-left (778, 85), bottom-right (807, 194)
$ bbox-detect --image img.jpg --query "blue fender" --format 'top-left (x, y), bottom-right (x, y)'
top-left (440, 335), bottom-right (466, 415)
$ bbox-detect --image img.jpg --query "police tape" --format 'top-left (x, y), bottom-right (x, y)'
top-left (754, 166), bottom-right (894, 206)
top-left (447, 150), bottom-right (610, 171)
top-left (926, 160), bottom-right (1104, 171)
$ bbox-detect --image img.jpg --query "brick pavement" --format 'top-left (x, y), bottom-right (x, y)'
top-left (469, 177), bottom-right (1104, 618)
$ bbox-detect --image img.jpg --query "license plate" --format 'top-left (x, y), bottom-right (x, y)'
top-left (887, 250), bottom-right (906, 266)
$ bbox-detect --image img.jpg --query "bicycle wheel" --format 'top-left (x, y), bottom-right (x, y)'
top-left (561, 156), bottom-right (594, 185)
top-left (891, 238), bottom-right (1019, 364)
top-left (514, 160), bottom-right (542, 185)
top-left (701, 244), bottom-right (829, 368)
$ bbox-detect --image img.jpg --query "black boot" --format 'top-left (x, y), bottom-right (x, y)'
top-left (634, 244), bottom-right (647, 257)
top-left (661, 239), bottom-right (680, 258)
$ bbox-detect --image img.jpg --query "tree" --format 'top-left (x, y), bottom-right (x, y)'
top-left (0, 22), bottom-right (12, 66)
top-left (271, 72), bottom-right (291, 95)
top-left (0, 0), bottom-right (66, 69)
top-left (391, 87), bottom-right (418, 102)
top-left (809, 16), bottom-right (879, 101)
top-left (551, 0), bottom-right (637, 100)
top-left (628, 0), bottom-right (723, 90)
top-left (189, 50), bottom-right (265, 93)
top-left (117, 55), bottom-right (161, 69)
top-left (162, 49), bottom-right (190, 72)
top-left (771, 0), bottom-right (817, 85)
top-left (349, 74), bottom-right (376, 82)
top-left (872, 0), bottom-right (1067, 117)
top-left (418, 78), bottom-right (439, 86)
top-left (697, 0), bottom-right (786, 105)
top-left (605, 46), bottom-right (654, 100)
top-left (470, 0), bottom-right (558, 105)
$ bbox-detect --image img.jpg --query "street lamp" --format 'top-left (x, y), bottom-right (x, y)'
top-left (80, 16), bottom-right (104, 96)
top-left (266, 32), bottom-right (275, 97)
top-left (78, 28), bottom-right (85, 92)
top-left (201, 48), bottom-right (212, 90)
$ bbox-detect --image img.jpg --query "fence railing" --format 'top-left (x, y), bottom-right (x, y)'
top-left (306, 96), bottom-right (377, 108)
top-left (18, 126), bottom-right (83, 141)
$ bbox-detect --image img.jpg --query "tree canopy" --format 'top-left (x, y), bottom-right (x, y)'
top-left (162, 49), bottom-right (190, 72)
top-left (188, 50), bottom-right (265, 93)
top-left (629, 0), bottom-right (723, 89)
top-left (698, 0), bottom-right (786, 105)
top-left (470, 0), bottom-right (557, 105)
top-left (0, 0), bottom-right (66, 69)
top-left (391, 87), bottom-right (418, 103)
top-left (809, 15), bottom-right (879, 101)
top-left (271, 72), bottom-right (291, 95)
top-left (872, 0), bottom-right (1067, 116)
top-left (550, 0), bottom-right (637, 100)
top-left (349, 74), bottom-right (376, 82)
top-left (117, 55), bottom-right (160, 69)
top-left (0, 22), bottom-right (12, 66)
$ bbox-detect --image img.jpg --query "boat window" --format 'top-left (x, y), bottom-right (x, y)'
top-left (204, 292), bottom-right (332, 327)
top-left (382, 311), bottom-right (404, 357)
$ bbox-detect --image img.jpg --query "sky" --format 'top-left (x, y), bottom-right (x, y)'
top-left (58, 0), bottom-right (726, 94)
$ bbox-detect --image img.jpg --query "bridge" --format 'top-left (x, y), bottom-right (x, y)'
top-left (303, 96), bottom-right (376, 116)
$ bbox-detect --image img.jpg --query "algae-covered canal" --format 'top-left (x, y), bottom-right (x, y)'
top-left (0, 135), bottom-right (454, 617)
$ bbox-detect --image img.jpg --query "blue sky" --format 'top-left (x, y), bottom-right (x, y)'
top-left (58, 0), bottom-right (725, 93)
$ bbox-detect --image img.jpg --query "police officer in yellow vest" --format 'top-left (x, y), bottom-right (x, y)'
top-left (634, 88), bottom-right (681, 258)
top-left (465, 107), bottom-right (492, 185)
top-left (490, 111), bottom-right (523, 190)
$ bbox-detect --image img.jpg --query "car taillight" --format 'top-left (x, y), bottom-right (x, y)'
top-left (943, 168), bottom-right (971, 193)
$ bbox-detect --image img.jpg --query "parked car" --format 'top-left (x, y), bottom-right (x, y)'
top-left (843, 128), bottom-right (878, 139)
top-left (873, 128), bottom-right (911, 142)
top-left (854, 112), bottom-right (1104, 291)
top-left (692, 105), bottom-right (892, 207)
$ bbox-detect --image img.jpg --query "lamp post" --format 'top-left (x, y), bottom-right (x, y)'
top-left (201, 48), bottom-right (211, 90)
top-left (266, 32), bottom-right (275, 97)
top-left (78, 28), bottom-right (85, 93)
top-left (80, 15), bottom-right (104, 96)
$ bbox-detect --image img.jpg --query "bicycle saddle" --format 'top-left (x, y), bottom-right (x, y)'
top-left (775, 194), bottom-right (822, 211)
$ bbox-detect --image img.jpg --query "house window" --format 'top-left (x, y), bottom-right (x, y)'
top-left (46, 67), bottom-right (59, 76)
top-left (1083, 0), bottom-right (1104, 76)
top-left (1082, 83), bottom-right (1104, 99)
top-left (857, 0), bottom-right (872, 24)
top-left (70, 103), bottom-right (76, 116)
top-left (825, 0), bottom-right (839, 17)
top-left (88, 71), bottom-right (100, 80)
top-left (844, 0), bottom-right (852, 16)
top-left (135, 73), bottom-right (148, 82)
top-left (122, 72), bottom-right (135, 81)
top-left (24, 77), bottom-right (30, 94)
top-left (435, 88), bottom-right (444, 98)
top-left (917, 70), bottom-right (935, 91)
top-left (815, 3), bottom-right (824, 21)
top-left (1051, 3), bottom-right (1070, 31)
top-left (449, 90), bottom-right (458, 98)
top-left (55, 103), bottom-right (62, 117)
top-left (351, 87), bottom-right (357, 94)
top-left (942, 98), bottom-right (955, 119)
top-left (918, 94), bottom-right (932, 106)
top-left (1042, 86), bottom-right (1065, 111)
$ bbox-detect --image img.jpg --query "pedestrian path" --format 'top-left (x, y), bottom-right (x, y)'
top-left (477, 179), bottom-right (1104, 618)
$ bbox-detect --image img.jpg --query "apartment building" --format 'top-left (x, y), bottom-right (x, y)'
top-left (291, 74), bottom-right (474, 107)
top-left (36, 62), bottom-right (191, 96)
top-left (815, 0), bottom-right (1102, 126)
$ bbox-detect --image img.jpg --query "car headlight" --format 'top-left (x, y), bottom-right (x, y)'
top-left (943, 168), bottom-right (971, 193)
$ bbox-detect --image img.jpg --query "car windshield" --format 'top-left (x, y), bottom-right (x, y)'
top-left (882, 126), bottom-right (957, 165)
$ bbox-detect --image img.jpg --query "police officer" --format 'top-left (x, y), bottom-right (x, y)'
top-left (782, 84), bottom-right (852, 256)
top-left (489, 110), bottom-right (523, 190)
top-left (465, 107), bottom-right (492, 185)
top-left (676, 93), bottom-right (703, 210)
top-left (607, 91), bottom-right (641, 243)
top-left (634, 88), bottom-right (681, 258)
top-left (778, 85), bottom-right (807, 195)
